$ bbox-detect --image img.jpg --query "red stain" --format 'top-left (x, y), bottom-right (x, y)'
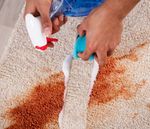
top-left (89, 42), bottom-right (148, 106)
top-left (116, 42), bottom-right (148, 62)
top-left (89, 57), bottom-right (129, 105)
top-left (5, 72), bottom-right (64, 129)
top-left (5, 42), bottom-right (149, 128)
top-left (116, 51), bottom-right (138, 61)
top-left (136, 42), bottom-right (148, 49)
top-left (147, 104), bottom-right (150, 110)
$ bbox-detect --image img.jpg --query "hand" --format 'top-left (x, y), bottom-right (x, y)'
top-left (24, 0), bottom-right (67, 47)
top-left (77, 0), bottom-right (139, 67)
top-left (77, 6), bottom-right (123, 67)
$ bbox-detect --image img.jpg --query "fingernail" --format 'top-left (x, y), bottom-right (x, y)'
top-left (43, 27), bottom-right (51, 37)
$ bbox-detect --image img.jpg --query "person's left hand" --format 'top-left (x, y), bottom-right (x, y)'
top-left (77, 5), bottom-right (123, 67)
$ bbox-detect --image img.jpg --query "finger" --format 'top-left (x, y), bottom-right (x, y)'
top-left (58, 15), bottom-right (64, 25)
top-left (77, 23), bottom-right (86, 36)
top-left (52, 16), bottom-right (68, 34)
top-left (53, 18), bottom-right (60, 27)
top-left (38, 2), bottom-right (52, 36)
top-left (78, 48), bottom-right (94, 61)
top-left (41, 17), bottom-right (52, 36)
top-left (52, 18), bottom-right (60, 33)
top-left (24, 2), bottom-right (38, 18)
top-left (52, 27), bottom-right (60, 34)
top-left (58, 15), bottom-right (67, 26)
top-left (59, 15), bottom-right (68, 25)
top-left (96, 51), bottom-right (107, 67)
top-left (57, 15), bottom-right (68, 28)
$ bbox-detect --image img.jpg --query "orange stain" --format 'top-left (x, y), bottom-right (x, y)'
top-left (5, 72), bottom-right (64, 129)
top-left (147, 104), bottom-right (150, 110)
top-left (5, 42), bottom-right (149, 128)
top-left (89, 57), bottom-right (129, 105)
top-left (132, 113), bottom-right (138, 119)
top-left (89, 42), bottom-right (148, 106)
top-left (116, 42), bottom-right (148, 62)
top-left (116, 52), bottom-right (138, 62)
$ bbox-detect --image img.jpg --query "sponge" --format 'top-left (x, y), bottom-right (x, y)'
top-left (72, 35), bottom-right (94, 61)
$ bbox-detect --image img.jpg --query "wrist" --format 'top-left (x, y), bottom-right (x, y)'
top-left (97, 3), bottom-right (123, 23)
top-left (104, 2), bottom-right (125, 21)
top-left (103, 0), bottom-right (140, 21)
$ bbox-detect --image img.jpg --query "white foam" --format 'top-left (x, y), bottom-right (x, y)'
top-left (62, 55), bottom-right (73, 87)
top-left (89, 60), bottom-right (99, 96)
top-left (59, 55), bottom-right (73, 128)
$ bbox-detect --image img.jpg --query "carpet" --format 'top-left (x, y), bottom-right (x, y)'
top-left (0, 0), bottom-right (150, 129)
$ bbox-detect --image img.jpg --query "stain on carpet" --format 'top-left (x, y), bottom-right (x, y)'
top-left (147, 104), bottom-right (150, 110)
top-left (132, 113), bottom-right (139, 119)
top-left (116, 42), bottom-right (147, 62)
top-left (89, 42), bottom-right (148, 106)
top-left (5, 42), bottom-right (148, 128)
top-left (5, 72), bottom-right (65, 129)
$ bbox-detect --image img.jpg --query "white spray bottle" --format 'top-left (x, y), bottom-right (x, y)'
top-left (25, 0), bottom-right (104, 51)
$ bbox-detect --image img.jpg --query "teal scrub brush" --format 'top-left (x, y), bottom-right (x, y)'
top-left (73, 35), bottom-right (95, 61)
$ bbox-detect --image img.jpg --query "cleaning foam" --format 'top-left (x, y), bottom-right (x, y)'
top-left (59, 54), bottom-right (73, 128)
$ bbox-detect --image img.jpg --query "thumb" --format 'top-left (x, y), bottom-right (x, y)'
top-left (39, 1), bottom-right (52, 36)
top-left (77, 22), bottom-right (86, 36)
top-left (41, 14), bottom-right (52, 36)
top-left (78, 47), bottom-right (94, 61)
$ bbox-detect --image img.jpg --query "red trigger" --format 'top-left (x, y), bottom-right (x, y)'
top-left (35, 38), bottom-right (58, 51)
top-left (46, 37), bottom-right (58, 43)
top-left (35, 45), bottom-right (48, 51)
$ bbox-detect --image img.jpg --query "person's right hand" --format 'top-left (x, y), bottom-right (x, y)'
top-left (25, 0), bottom-right (67, 38)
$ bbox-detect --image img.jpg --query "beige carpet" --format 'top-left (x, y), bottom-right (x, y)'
top-left (0, 0), bottom-right (150, 129)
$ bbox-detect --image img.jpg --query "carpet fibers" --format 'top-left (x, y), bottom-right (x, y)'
top-left (0, 0), bottom-right (150, 129)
